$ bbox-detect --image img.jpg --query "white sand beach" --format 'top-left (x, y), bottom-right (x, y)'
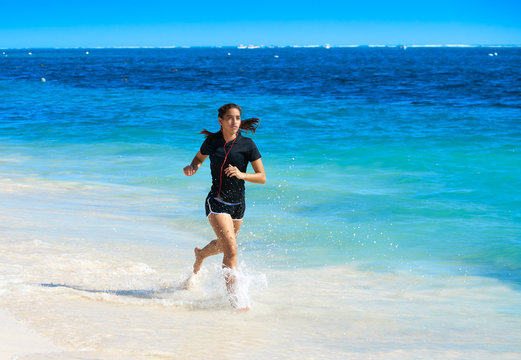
top-left (0, 308), bottom-right (62, 359)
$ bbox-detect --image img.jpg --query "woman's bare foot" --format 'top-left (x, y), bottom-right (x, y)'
top-left (193, 247), bottom-right (203, 273)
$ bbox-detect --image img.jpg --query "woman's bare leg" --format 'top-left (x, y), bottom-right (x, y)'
top-left (193, 219), bottom-right (242, 274)
top-left (208, 214), bottom-right (238, 268)
top-left (206, 214), bottom-right (246, 308)
top-left (193, 239), bottom-right (220, 273)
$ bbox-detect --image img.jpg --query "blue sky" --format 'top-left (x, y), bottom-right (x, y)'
top-left (1, 0), bottom-right (521, 48)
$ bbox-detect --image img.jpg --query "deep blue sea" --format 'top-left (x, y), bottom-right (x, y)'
top-left (1, 46), bottom-right (520, 285)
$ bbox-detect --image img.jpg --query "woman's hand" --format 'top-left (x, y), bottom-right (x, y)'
top-left (183, 165), bottom-right (197, 176)
top-left (224, 164), bottom-right (245, 180)
top-left (184, 152), bottom-right (208, 176)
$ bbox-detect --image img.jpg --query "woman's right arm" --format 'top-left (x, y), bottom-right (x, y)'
top-left (183, 151), bottom-right (208, 176)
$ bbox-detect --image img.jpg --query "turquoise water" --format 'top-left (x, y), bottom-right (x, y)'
top-left (1, 48), bottom-right (520, 285)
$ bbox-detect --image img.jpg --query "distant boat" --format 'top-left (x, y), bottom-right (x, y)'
top-left (324, 44), bottom-right (331, 49)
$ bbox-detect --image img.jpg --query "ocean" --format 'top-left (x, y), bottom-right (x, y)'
top-left (1, 47), bottom-right (520, 359)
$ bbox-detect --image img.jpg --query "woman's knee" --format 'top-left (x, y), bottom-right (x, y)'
top-left (220, 235), bottom-right (237, 257)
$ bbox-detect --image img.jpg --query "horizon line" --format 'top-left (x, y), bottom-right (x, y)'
top-left (2, 43), bottom-right (521, 50)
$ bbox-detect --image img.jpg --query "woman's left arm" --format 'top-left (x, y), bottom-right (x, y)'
top-left (225, 158), bottom-right (266, 184)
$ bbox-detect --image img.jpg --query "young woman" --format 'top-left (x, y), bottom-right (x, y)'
top-left (183, 103), bottom-right (266, 308)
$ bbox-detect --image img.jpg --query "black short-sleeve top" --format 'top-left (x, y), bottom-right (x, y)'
top-left (200, 132), bottom-right (261, 204)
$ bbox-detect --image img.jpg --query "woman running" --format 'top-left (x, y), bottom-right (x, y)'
top-left (183, 103), bottom-right (266, 308)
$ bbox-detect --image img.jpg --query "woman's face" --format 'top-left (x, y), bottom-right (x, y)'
top-left (219, 108), bottom-right (241, 134)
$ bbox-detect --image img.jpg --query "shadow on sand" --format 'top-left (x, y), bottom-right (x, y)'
top-left (39, 282), bottom-right (179, 299)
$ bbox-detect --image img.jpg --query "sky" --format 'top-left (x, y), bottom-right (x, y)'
top-left (1, 0), bottom-right (521, 48)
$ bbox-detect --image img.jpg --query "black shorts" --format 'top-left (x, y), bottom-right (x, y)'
top-left (205, 195), bottom-right (245, 221)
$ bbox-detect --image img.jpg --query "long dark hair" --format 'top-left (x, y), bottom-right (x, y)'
top-left (201, 103), bottom-right (260, 139)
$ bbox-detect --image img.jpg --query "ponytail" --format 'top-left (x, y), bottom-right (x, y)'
top-left (239, 117), bottom-right (259, 134)
top-left (200, 129), bottom-right (214, 138)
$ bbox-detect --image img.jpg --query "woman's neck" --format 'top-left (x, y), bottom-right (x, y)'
top-left (222, 130), bottom-right (237, 143)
